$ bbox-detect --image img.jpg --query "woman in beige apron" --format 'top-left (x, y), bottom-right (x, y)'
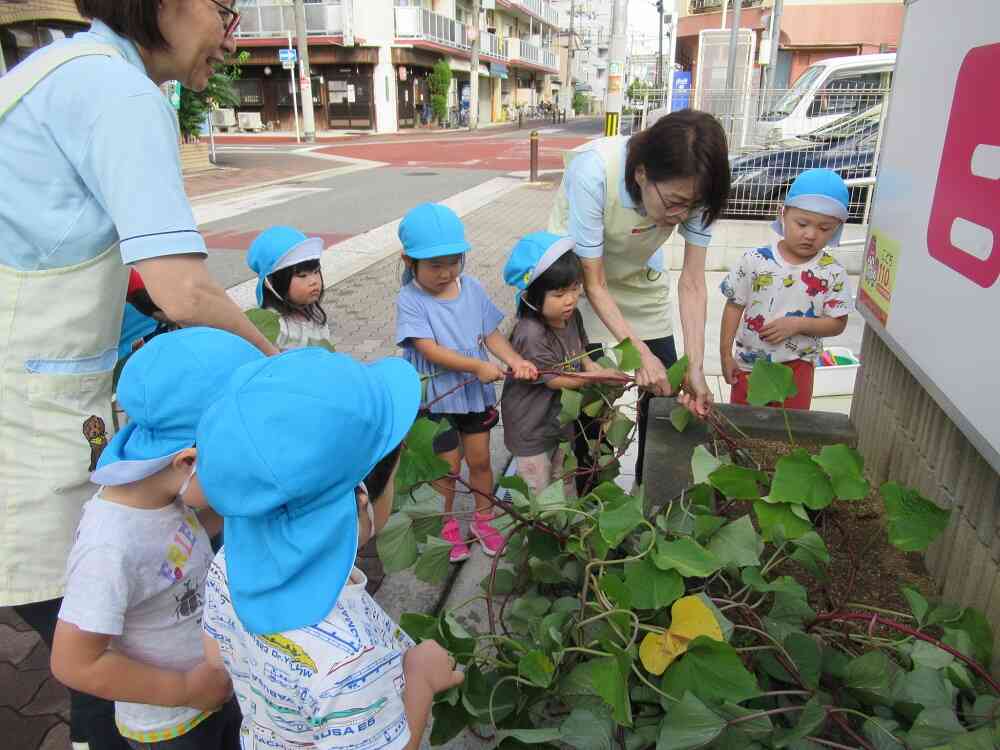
top-left (549, 109), bottom-right (731, 485)
top-left (0, 3), bottom-right (275, 748)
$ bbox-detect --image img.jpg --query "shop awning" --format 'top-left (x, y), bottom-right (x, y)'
top-left (490, 63), bottom-right (509, 79)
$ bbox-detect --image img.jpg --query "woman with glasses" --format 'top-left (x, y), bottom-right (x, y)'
top-left (548, 109), bottom-right (731, 486)
top-left (0, 2), bottom-right (275, 748)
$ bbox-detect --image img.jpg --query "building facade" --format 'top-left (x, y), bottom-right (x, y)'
top-left (232, 0), bottom-right (561, 133)
top-left (0, 0), bottom-right (86, 75)
top-left (675, 0), bottom-right (904, 90)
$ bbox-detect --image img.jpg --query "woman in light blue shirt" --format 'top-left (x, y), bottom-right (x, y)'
top-left (0, 2), bottom-right (274, 748)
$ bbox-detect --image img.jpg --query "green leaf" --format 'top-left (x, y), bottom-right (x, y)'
top-left (625, 557), bottom-right (683, 610)
top-left (481, 568), bottom-right (516, 595)
top-left (770, 591), bottom-right (816, 626)
top-left (741, 568), bottom-right (807, 597)
top-left (928, 725), bottom-right (998, 750)
top-left (430, 699), bottom-right (470, 745)
top-left (396, 417), bottom-right (452, 491)
top-left (508, 595), bottom-right (552, 632)
top-left (691, 445), bottom-right (723, 485)
top-left (670, 406), bottom-right (693, 433)
top-left (441, 612), bottom-right (476, 664)
top-left (599, 573), bottom-right (633, 610)
top-left (613, 338), bottom-right (643, 372)
top-left (246, 307), bottom-right (281, 344)
top-left (496, 728), bottom-right (563, 745)
top-left (707, 516), bottom-right (763, 569)
top-left (583, 399), bottom-right (605, 418)
top-left (376, 514), bottom-right (418, 572)
top-left (747, 359), bottom-right (797, 406)
top-left (560, 707), bottom-right (614, 750)
top-left (662, 637), bottom-right (760, 704)
top-left (414, 536), bottom-right (453, 584)
top-left (607, 414), bottom-right (636, 448)
top-left (599, 497), bottom-right (645, 547)
top-left (785, 632), bottom-right (822, 689)
top-left (926, 603), bottom-right (963, 627)
top-left (862, 717), bottom-right (904, 750)
top-left (844, 650), bottom-right (894, 698)
top-left (400, 613), bottom-right (439, 643)
top-left (591, 656), bottom-right (632, 726)
top-left (771, 448), bottom-right (835, 509)
top-left (656, 691), bottom-right (725, 750)
top-left (773, 698), bottom-right (826, 748)
top-left (519, 650), bottom-right (555, 688)
top-left (667, 355), bottom-right (690, 393)
top-left (880, 482), bottom-right (951, 552)
top-left (559, 389), bottom-right (584, 425)
top-left (461, 667), bottom-right (518, 723)
top-left (904, 707), bottom-right (965, 749)
top-left (754, 501), bottom-right (813, 541)
top-left (949, 607), bottom-right (994, 667)
top-left (527, 529), bottom-right (562, 561)
top-left (908, 641), bottom-right (954, 671)
top-left (696, 593), bottom-right (735, 641)
top-left (791, 531), bottom-right (830, 563)
top-left (715, 702), bottom-right (774, 737)
top-left (693, 514), bottom-right (726, 540)
top-left (902, 587), bottom-right (930, 627)
top-left (652, 537), bottom-right (721, 578)
top-left (709, 464), bottom-right (764, 500)
top-left (813, 444), bottom-right (870, 500)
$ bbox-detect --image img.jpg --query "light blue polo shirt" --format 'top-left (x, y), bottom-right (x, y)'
top-left (0, 21), bottom-right (206, 271)
top-left (564, 139), bottom-right (713, 260)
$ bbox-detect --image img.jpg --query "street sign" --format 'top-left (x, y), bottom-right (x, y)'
top-left (282, 60), bottom-right (294, 70)
top-left (279, 48), bottom-right (297, 64)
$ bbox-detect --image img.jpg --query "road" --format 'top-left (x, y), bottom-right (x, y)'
top-left (194, 117), bottom-right (603, 289)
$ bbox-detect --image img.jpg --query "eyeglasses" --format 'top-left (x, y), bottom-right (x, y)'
top-left (651, 180), bottom-right (699, 217)
top-left (206, 0), bottom-right (241, 37)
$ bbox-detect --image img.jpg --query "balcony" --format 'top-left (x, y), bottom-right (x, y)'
top-left (478, 30), bottom-right (509, 60)
top-left (395, 7), bottom-right (469, 51)
top-left (689, 0), bottom-right (763, 12)
top-left (506, 0), bottom-right (559, 28)
top-left (508, 38), bottom-right (559, 72)
top-left (234, 0), bottom-right (342, 39)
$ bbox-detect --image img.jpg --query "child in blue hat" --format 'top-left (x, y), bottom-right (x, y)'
top-left (720, 168), bottom-right (853, 409)
top-left (50, 328), bottom-right (264, 750)
top-left (246, 226), bottom-right (335, 352)
top-left (198, 350), bottom-right (464, 750)
top-left (501, 232), bottom-right (623, 495)
top-left (395, 203), bottom-right (537, 561)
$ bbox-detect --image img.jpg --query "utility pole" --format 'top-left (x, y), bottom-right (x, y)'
top-left (655, 0), bottom-right (663, 88)
top-left (765, 0), bottom-right (784, 93)
top-left (469, 0), bottom-right (480, 129)
top-left (604, 0), bottom-right (628, 136)
top-left (723, 0), bottom-right (742, 91)
top-left (563, 0), bottom-right (576, 118)
top-left (665, 0), bottom-right (677, 111)
top-left (293, 0), bottom-right (316, 142)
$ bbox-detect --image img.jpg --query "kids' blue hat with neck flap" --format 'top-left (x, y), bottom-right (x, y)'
top-left (247, 226), bottom-right (324, 306)
top-left (90, 328), bottom-right (264, 486)
top-left (196, 349), bottom-right (421, 635)
top-left (503, 231), bottom-right (577, 304)
top-left (773, 168), bottom-right (850, 247)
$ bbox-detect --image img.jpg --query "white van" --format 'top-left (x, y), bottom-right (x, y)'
top-left (754, 53), bottom-right (895, 146)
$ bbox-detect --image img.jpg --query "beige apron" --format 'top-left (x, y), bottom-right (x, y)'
top-left (549, 135), bottom-right (676, 345)
top-left (0, 43), bottom-right (129, 606)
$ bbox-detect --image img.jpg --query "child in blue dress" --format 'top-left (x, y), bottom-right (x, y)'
top-left (395, 203), bottom-right (537, 561)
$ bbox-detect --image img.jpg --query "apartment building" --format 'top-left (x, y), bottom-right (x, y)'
top-left (550, 0), bottom-right (611, 108)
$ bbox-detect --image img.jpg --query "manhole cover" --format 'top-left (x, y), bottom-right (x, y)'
top-left (403, 171), bottom-right (439, 176)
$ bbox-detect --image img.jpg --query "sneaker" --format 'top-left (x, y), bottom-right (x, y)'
top-left (441, 518), bottom-right (471, 563)
top-left (472, 512), bottom-right (506, 557)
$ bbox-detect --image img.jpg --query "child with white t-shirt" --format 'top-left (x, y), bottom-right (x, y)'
top-left (720, 169), bottom-right (852, 410)
top-left (50, 328), bottom-right (263, 749)
top-left (198, 350), bottom-right (463, 750)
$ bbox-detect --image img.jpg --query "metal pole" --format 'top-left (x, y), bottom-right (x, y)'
top-left (293, 0), bottom-right (316, 141)
top-left (765, 0), bottom-right (783, 93)
top-left (665, 0), bottom-right (677, 113)
top-left (656, 1), bottom-right (663, 89)
top-left (288, 31), bottom-right (301, 143)
top-left (206, 112), bottom-right (216, 163)
top-left (469, 0), bottom-right (480, 130)
top-left (563, 0), bottom-right (575, 120)
top-left (723, 0), bottom-right (742, 91)
top-left (529, 130), bottom-right (539, 182)
top-left (604, 0), bottom-right (628, 137)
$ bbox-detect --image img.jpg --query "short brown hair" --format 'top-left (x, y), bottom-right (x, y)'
top-left (75, 1), bottom-right (168, 50)
top-left (625, 109), bottom-right (731, 227)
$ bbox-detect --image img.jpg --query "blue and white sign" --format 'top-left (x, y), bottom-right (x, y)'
top-left (671, 71), bottom-right (691, 111)
top-left (279, 48), bottom-right (298, 64)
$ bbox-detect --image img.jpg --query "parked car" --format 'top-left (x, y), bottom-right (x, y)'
top-left (753, 52), bottom-right (894, 146)
top-left (727, 105), bottom-right (883, 221)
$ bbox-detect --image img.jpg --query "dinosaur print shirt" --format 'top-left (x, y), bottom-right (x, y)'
top-left (59, 492), bottom-right (214, 741)
top-left (203, 552), bottom-right (415, 750)
top-left (720, 243), bottom-right (852, 370)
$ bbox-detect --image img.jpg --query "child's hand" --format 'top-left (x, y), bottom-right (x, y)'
top-left (721, 353), bottom-right (740, 386)
top-left (182, 661), bottom-right (233, 711)
top-left (759, 317), bottom-right (801, 344)
top-left (476, 361), bottom-right (505, 383)
top-left (405, 640), bottom-right (465, 694)
top-left (509, 358), bottom-right (539, 381)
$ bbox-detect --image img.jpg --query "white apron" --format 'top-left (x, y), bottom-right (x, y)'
top-left (0, 42), bottom-right (130, 606)
top-left (549, 136), bottom-right (676, 345)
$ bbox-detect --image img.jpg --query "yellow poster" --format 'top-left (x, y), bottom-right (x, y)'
top-left (858, 229), bottom-right (901, 326)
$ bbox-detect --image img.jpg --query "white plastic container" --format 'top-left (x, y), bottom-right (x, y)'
top-left (812, 346), bottom-right (861, 397)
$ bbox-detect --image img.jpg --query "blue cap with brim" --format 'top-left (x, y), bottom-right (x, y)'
top-left (503, 232), bottom-right (576, 304)
top-left (91, 328), bottom-right (264, 486)
top-left (196, 349), bottom-right (421, 635)
top-left (247, 226), bottom-right (324, 306)
top-left (398, 203), bottom-right (471, 259)
top-left (772, 168), bottom-right (851, 247)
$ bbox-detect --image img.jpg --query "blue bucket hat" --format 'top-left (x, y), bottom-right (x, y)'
top-left (92, 328), bottom-right (264, 486)
top-left (246, 226), bottom-right (324, 306)
top-left (503, 232), bottom-right (577, 302)
top-left (196, 349), bottom-right (421, 635)
top-left (773, 169), bottom-right (850, 247)
top-left (398, 203), bottom-right (471, 259)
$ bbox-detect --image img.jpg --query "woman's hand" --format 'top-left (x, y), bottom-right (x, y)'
top-left (635, 345), bottom-right (670, 396)
top-left (677, 364), bottom-right (713, 417)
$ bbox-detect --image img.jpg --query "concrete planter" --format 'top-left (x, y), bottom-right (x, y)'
top-left (179, 141), bottom-right (213, 174)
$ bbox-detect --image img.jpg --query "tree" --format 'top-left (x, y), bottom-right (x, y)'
top-left (427, 59), bottom-right (453, 126)
top-left (627, 78), bottom-right (651, 101)
top-left (572, 90), bottom-right (587, 115)
top-left (177, 51), bottom-right (249, 141)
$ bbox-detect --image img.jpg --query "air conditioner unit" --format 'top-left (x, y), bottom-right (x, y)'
top-left (211, 108), bottom-right (237, 128)
top-left (238, 112), bottom-right (265, 132)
